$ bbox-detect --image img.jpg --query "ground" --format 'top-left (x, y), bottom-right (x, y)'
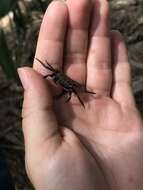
top-left (0, 0), bottom-right (143, 189)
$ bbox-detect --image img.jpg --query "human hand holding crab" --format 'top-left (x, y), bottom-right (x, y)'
top-left (18, 0), bottom-right (143, 190)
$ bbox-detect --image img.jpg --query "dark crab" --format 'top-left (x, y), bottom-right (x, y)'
top-left (35, 58), bottom-right (96, 107)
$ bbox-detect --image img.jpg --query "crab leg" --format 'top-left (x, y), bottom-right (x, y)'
top-left (73, 89), bottom-right (85, 108)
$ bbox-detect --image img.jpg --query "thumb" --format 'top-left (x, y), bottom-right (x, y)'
top-left (18, 67), bottom-right (60, 152)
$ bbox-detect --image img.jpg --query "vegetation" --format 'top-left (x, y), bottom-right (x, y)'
top-left (0, 0), bottom-right (51, 80)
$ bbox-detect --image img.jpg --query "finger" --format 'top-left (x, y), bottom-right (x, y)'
top-left (34, 1), bottom-right (68, 74)
top-left (111, 31), bottom-right (136, 107)
top-left (65, 0), bottom-right (92, 84)
top-left (18, 68), bottom-right (60, 152)
top-left (87, 0), bottom-right (112, 96)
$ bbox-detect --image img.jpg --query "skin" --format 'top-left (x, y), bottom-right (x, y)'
top-left (18, 0), bottom-right (143, 190)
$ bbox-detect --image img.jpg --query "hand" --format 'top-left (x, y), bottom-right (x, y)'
top-left (18, 0), bottom-right (143, 190)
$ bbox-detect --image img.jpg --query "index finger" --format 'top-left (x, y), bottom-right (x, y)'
top-left (34, 1), bottom-right (68, 74)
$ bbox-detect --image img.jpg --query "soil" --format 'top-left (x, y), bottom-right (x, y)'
top-left (0, 0), bottom-right (143, 189)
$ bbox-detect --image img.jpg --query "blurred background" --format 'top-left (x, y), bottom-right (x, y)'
top-left (0, 0), bottom-right (143, 189)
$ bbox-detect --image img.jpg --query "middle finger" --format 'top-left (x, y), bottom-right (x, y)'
top-left (65, 0), bottom-right (92, 84)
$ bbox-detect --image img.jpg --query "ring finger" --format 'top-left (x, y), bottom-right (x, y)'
top-left (87, 0), bottom-right (112, 96)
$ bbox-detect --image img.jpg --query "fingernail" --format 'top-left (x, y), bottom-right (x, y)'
top-left (111, 30), bottom-right (124, 40)
top-left (17, 68), bottom-right (29, 90)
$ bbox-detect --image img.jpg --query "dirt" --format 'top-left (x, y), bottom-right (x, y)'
top-left (0, 0), bottom-right (143, 189)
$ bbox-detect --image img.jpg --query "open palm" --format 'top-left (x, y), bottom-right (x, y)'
top-left (19, 0), bottom-right (143, 190)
